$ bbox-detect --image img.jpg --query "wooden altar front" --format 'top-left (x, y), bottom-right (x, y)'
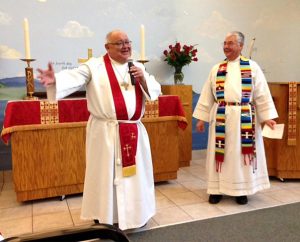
top-left (1, 96), bottom-right (187, 202)
top-left (161, 85), bottom-right (192, 167)
top-left (264, 82), bottom-right (300, 179)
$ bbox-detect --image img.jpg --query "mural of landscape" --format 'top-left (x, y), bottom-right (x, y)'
top-left (0, 0), bottom-right (299, 153)
top-left (0, 77), bottom-right (44, 99)
top-left (0, 77), bottom-right (45, 121)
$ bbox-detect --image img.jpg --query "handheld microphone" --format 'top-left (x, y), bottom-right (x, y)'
top-left (127, 59), bottom-right (136, 85)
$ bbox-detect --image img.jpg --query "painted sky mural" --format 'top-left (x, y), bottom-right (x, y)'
top-left (0, 0), bottom-right (299, 124)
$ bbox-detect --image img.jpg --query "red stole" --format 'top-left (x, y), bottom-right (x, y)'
top-left (103, 54), bottom-right (143, 177)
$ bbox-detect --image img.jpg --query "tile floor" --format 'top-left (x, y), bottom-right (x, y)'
top-left (1, 150), bottom-right (300, 239)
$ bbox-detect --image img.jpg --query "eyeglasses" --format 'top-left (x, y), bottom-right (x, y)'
top-left (107, 40), bottom-right (132, 47)
top-left (222, 41), bottom-right (239, 47)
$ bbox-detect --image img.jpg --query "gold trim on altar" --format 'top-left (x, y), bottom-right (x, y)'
top-left (288, 82), bottom-right (297, 146)
top-left (144, 100), bottom-right (159, 118)
top-left (40, 101), bottom-right (59, 124)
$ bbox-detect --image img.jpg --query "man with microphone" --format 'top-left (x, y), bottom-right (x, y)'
top-left (37, 29), bottom-right (161, 230)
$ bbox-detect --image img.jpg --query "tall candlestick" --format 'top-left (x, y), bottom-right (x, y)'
top-left (23, 18), bottom-right (31, 59)
top-left (140, 24), bottom-right (145, 60)
top-left (248, 37), bottom-right (256, 59)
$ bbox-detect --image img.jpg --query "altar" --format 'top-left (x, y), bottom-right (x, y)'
top-left (1, 95), bottom-right (187, 202)
top-left (264, 82), bottom-right (300, 179)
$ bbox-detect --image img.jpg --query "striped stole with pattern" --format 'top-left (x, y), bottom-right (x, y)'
top-left (215, 56), bottom-right (256, 172)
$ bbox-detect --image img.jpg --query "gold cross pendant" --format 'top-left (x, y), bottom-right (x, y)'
top-left (121, 82), bottom-right (129, 90)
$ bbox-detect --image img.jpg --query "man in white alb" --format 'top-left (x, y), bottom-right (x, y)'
top-left (193, 31), bottom-right (278, 205)
top-left (37, 30), bottom-right (161, 230)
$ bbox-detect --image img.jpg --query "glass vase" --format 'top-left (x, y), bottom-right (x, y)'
top-left (174, 66), bottom-right (184, 85)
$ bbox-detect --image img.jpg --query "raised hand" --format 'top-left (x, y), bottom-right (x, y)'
top-left (37, 62), bottom-right (56, 87)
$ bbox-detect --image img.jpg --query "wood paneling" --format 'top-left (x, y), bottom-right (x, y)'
top-left (161, 85), bottom-right (192, 167)
top-left (144, 119), bottom-right (179, 182)
top-left (11, 127), bottom-right (86, 202)
top-left (264, 82), bottom-right (300, 179)
top-left (11, 118), bottom-right (179, 202)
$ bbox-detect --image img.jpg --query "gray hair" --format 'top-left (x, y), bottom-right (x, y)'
top-left (226, 31), bottom-right (245, 45)
top-left (105, 29), bottom-right (123, 43)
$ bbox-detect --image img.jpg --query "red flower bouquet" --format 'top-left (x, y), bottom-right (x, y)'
top-left (163, 42), bottom-right (198, 69)
top-left (163, 42), bottom-right (198, 84)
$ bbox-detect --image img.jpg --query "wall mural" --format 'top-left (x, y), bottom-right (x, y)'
top-left (0, 0), bottom-right (299, 150)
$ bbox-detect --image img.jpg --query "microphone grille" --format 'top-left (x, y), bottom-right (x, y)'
top-left (127, 59), bottom-right (134, 67)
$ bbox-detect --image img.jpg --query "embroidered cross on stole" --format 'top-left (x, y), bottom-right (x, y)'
top-left (104, 54), bottom-right (143, 177)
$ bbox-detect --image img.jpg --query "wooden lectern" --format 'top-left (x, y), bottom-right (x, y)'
top-left (264, 82), bottom-right (300, 180)
top-left (161, 85), bottom-right (192, 167)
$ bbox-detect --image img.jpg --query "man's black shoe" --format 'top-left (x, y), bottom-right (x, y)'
top-left (208, 194), bottom-right (223, 204)
top-left (236, 196), bottom-right (248, 205)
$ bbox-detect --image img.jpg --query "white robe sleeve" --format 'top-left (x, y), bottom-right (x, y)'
top-left (47, 64), bottom-right (91, 101)
top-left (251, 61), bottom-right (278, 122)
top-left (193, 67), bottom-right (216, 122)
top-left (135, 62), bottom-right (161, 101)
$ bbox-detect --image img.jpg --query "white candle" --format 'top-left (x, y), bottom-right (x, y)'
top-left (140, 24), bottom-right (145, 60)
top-left (23, 18), bottom-right (31, 59)
top-left (248, 38), bottom-right (256, 59)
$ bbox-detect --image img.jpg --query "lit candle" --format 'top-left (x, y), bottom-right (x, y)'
top-left (23, 18), bottom-right (31, 59)
top-left (140, 24), bottom-right (145, 60)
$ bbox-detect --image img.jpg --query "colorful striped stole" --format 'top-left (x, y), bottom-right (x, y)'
top-left (215, 56), bottom-right (256, 172)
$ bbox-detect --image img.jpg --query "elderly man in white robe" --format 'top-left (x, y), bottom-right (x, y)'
top-left (37, 30), bottom-right (161, 230)
top-left (193, 31), bottom-right (278, 205)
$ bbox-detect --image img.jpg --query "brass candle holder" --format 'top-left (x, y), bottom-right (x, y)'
top-left (137, 60), bottom-right (149, 65)
top-left (20, 58), bottom-right (38, 100)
